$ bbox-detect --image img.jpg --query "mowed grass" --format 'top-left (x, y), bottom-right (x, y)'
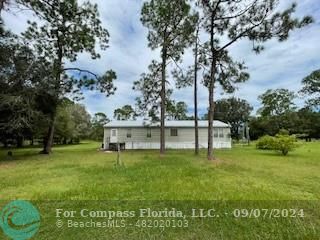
top-left (0, 141), bottom-right (319, 200)
top-left (1, 142), bottom-right (320, 240)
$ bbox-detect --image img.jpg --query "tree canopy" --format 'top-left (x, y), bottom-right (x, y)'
top-left (258, 89), bottom-right (296, 117)
top-left (300, 69), bottom-right (320, 109)
top-left (114, 105), bottom-right (137, 120)
top-left (214, 98), bottom-right (253, 139)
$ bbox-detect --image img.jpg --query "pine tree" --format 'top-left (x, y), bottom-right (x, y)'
top-left (140, 0), bottom-right (197, 155)
top-left (198, 0), bottom-right (313, 160)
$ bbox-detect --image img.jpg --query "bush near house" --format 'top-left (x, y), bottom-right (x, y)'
top-left (256, 131), bottom-right (298, 155)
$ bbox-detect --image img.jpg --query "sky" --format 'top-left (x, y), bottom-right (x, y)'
top-left (2, 0), bottom-right (320, 119)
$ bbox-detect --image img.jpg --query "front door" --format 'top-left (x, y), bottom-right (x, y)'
top-left (110, 129), bottom-right (118, 143)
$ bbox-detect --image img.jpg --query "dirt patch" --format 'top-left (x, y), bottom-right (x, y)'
top-left (0, 162), bottom-right (17, 170)
top-left (209, 158), bottom-right (226, 166)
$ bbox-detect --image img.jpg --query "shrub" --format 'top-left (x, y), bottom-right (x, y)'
top-left (256, 135), bottom-right (275, 150)
top-left (273, 134), bottom-right (298, 156)
top-left (256, 133), bottom-right (298, 155)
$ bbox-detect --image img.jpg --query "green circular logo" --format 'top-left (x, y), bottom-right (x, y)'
top-left (0, 200), bottom-right (40, 240)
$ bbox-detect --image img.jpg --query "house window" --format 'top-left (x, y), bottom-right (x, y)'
top-left (219, 129), bottom-right (224, 138)
top-left (170, 128), bottom-right (178, 137)
top-left (127, 129), bottom-right (132, 138)
top-left (147, 128), bottom-right (151, 138)
top-left (214, 129), bottom-right (218, 138)
top-left (111, 129), bottom-right (117, 137)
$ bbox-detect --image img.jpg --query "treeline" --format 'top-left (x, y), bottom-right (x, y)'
top-left (202, 86), bottom-right (320, 141)
top-left (249, 86), bottom-right (320, 140)
top-left (0, 95), bottom-right (109, 147)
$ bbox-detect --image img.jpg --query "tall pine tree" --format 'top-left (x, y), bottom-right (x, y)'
top-left (140, 0), bottom-right (197, 155)
top-left (198, 0), bottom-right (313, 160)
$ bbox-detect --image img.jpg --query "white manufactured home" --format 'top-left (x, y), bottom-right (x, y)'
top-left (103, 120), bottom-right (231, 150)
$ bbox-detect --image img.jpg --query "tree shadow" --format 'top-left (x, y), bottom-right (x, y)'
top-left (0, 148), bottom-right (46, 163)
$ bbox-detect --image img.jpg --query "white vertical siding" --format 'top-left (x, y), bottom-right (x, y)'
top-left (104, 127), bottom-right (231, 149)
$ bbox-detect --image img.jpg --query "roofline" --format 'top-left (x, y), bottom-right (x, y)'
top-left (104, 120), bottom-right (230, 128)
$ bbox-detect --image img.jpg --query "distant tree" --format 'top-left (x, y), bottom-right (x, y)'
top-left (167, 101), bottom-right (189, 120)
top-left (197, 0), bottom-right (313, 160)
top-left (69, 103), bottom-right (91, 141)
top-left (249, 112), bottom-right (299, 140)
top-left (140, 0), bottom-right (197, 155)
top-left (147, 108), bottom-right (160, 122)
top-left (296, 107), bottom-right (320, 139)
top-left (54, 104), bottom-right (75, 144)
top-left (90, 112), bottom-right (109, 141)
top-left (174, 101), bottom-right (189, 120)
top-left (300, 69), bottom-right (320, 109)
top-left (258, 89), bottom-right (296, 116)
top-left (214, 98), bottom-right (253, 139)
top-left (22, 0), bottom-right (116, 154)
top-left (54, 100), bottom-right (91, 144)
top-left (114, 105), bottom-right (137, 120)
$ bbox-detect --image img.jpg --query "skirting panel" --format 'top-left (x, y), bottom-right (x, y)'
top-left (120, 141), bottom-right (231, 150)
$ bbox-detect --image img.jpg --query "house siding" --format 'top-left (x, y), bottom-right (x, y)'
top-left (104, 127), bottom-right (231, 149)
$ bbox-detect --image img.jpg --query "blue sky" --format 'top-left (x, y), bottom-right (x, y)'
top-left (2, 0), bottom-right (320, 119)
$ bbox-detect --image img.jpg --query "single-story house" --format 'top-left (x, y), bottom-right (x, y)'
top-left (103, 120), bottom-right (231, 150)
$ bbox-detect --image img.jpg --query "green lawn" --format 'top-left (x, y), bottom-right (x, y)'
top-left (0, 142), bottom-right (319, 239)
top-left (0, 141), bottom-right (319, 200)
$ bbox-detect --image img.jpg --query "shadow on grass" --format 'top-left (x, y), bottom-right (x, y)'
top-left (0, 150), bottom-right (47, 163)
top-left (0, 142), bottom-right (88, 151)
top-left (254, 149), bottom-right (303, 159)
top-left (0, 142), bottom-right (96, 161)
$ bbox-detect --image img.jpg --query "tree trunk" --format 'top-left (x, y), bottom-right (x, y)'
top-left (41, 114), bottom-right (55, 154)
top-left (194, 27), bottom-right (199, 156)
top-left (207, 86), bottom-right (215, 160)
top-left (246, 122), bottom-right (250, 145)
top-left (160, 47), bottom-right (167, 156)
top-left (40, 37), bottom-right (62, 154)
top-left (207, 12), bottom-right (216, 161)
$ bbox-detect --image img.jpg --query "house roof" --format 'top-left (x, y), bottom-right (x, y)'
top-left (104, 120), bottom-right (230, 128)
